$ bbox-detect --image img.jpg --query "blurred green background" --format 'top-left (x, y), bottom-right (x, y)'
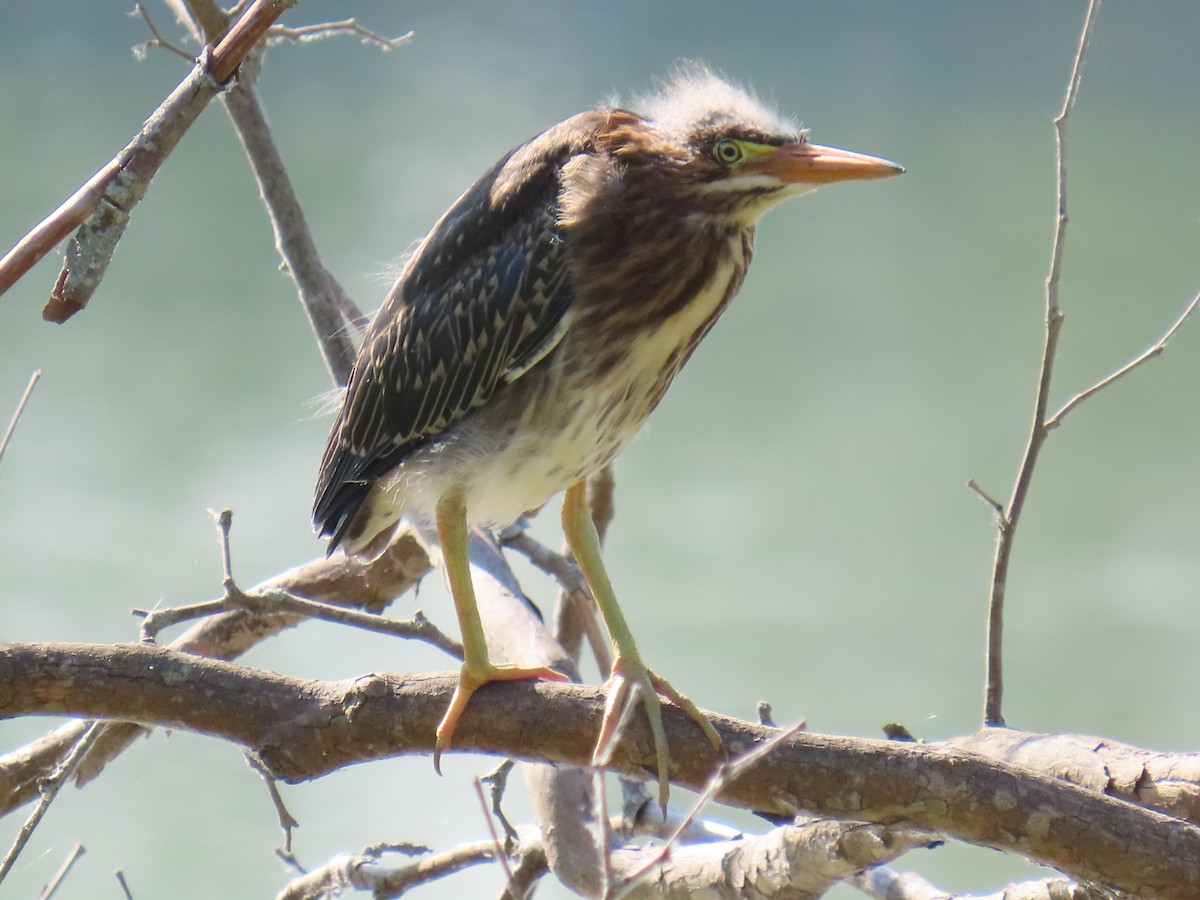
top-left (2, 2), bottom-right (1198, 897)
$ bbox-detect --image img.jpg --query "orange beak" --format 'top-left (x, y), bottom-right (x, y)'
top-left (745, 142), bottom-right (905, 184)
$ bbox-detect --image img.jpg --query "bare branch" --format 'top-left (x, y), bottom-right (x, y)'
top-left (220, 64), bottom-right (360, 384)
top-left (131, 3), bottom-right (195, 62)
top-left (480, 759), bottom-right (520, 848)
top-left (1046, 289), bottom-right (1200, 430)
top-left (0, 531), bottom-right (434, 819)
top-left (502, 528), bottom-right (612, 671)
top-left (965, 478), bottom-right (1005, 522)
top-left (246, 753), bottom-right (300, 855)
top-left (135, 510), bottom-right (461, 656)
top-left (39, 842), bottom-right (85, 900)
top-left (851, 868), bottom-right (1099, 900)
top-left (0, 370), bottom-right (41, 473)
top-left (982, 0), bottom-right (1101, 727)
top-left (0, 160), bottom-right (121, 299)
top-left (0, 0), bottom-right (297, 318)
top-left (267, 19), bottom-right (414, 52)
top-left (275, 841), bottom-right (493, 900)
top-left (4, 643), bottom-right (1200, 896)
top-left (613, 723), bottom-right (805, 896)
top-left (0, 723), bottom-right (104, 887)
top-left (615, 819), bottom-right (937, 900)
top-left (474, 778), bottom-right (517, 888)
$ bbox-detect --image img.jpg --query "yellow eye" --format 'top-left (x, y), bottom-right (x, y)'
top-left (712, 139), bottom-right (744, 166)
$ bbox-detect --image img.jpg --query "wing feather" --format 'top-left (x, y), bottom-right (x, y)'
top-left (313, 112), bottom-right (614, 548)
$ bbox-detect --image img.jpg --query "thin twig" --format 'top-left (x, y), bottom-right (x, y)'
top-left (39, 842), bottom-right (85, 899)
top-left (611, 723), bottom-right (806, 899)
top-left (474, 779), bottom-right (517, 889)
top-left (0, 370), bottom-right (41, 472)
top-left (965, 478), bottom-right (1005, 521)
top-left (982, 0), bottom-right (1100, 728)
top-left (135, 511), bottom-right (461, 656)
top-left (479, 759), bottom-right (520, 848)
top-left (0, 723), bottom-right (105, 886)
top-left (277, 841), bottom-right (493, 900)
top-left (0, 0), bottom-right (295, 318)
top-left (503, 529), bottom-right (612, 671)
top-left (209, 507), bottom-right (236, 593)
top-left (220, 64), bottom-right (360, 385)
top-left (1046, 290), bottom-right (1200, 430)
top-left (247, 752), bottom-right (301, 854)
top-left (0, 158), bottom-right (121, 299)
top-left (267, 19), bottom-right (413, 51)
top-left (132, 3), bottom-right (195, 62)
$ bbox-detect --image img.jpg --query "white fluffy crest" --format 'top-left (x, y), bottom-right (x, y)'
top-left (637, 64), bottom-right (800, 141)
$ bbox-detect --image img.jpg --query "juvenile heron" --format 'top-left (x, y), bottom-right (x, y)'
top-left (314, 67), bottom-right (902, 791)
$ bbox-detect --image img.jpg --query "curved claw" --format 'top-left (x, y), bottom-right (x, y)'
top-left (434, 662), bottom-right (570, 774)
top-left (596, 660), bottom-right (721, 818)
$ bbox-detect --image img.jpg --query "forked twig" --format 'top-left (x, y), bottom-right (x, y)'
top-left (268, 19), bottom-right (413, 51)
top-left (1046, 290), bottom-right (1200, 430)
top-left (980, 0), bottom-right (1100, 727)
top-left (610, 723), bottom-right (806, 899)
top-left (474, 778), bottom-right (517, 889)
top-left (0, 0), bottom-right (298, 317)
top-left (134, 509), bottom-right (461, 658)
top-left (246, 752), bottom-right (301, 854)
top-left (132, 2), bottom-right (195, 62)
top-left (0, 723), bottom-right (105, 887)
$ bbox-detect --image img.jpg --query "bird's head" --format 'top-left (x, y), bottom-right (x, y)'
top-left (602, 65), bottom-right (903, 225)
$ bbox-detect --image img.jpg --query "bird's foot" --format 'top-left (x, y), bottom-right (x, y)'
top-left (434, 660), bottom-right (569, 774)
top-left (593, 657), bottom-right (724, 817)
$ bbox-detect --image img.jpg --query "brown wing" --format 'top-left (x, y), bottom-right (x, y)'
top-left (313, 112), bottom-right (615, 549)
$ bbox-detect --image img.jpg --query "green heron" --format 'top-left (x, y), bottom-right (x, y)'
top-left (314, 66), bottom-right (902, 794)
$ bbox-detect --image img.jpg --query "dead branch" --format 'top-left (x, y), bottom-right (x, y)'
top-left (981, 0), bottom-right (1099, 727)
top-left (1045, 289), bottom-right (1200, 430)
top-left (0, 529), bottom-right (433, 818)
top-left (38, 841), bottom-right (85, 900)
top-left (951, 728), bottom-right (1200, 825)
top-left (0, 0), bottom-right (297, 318)
top-left (851, 868), bottom-right (1099, 900)
top-left (614, 820), bottom-right (937, 900)
top-left (0, 723), bottom-right (103, 887)
top-left (220, 58), bottom-right (360, 383)
top-left (0, 370), bottom-right (41, 472)
top-left (3, 642), bottom-right (1200, 897)
top-left (266, 18), bottom-right (413, 52)
top-left (274, 841), bottom-right (491, 900)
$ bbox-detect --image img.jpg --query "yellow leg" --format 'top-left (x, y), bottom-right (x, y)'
top-left (434, 490), bottom-right (568, 773)
top-left (561, 481), bottom-right (723, 814)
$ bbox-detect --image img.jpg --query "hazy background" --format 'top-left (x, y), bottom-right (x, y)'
top-left (2, 2), bottom-right (1198, 896)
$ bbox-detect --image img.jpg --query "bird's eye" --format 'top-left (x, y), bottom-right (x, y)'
top-left (711, 139), bottom-right (744, 166)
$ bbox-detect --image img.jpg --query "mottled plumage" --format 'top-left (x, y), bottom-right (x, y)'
top-left (312, 66), bottom-right (902, 787)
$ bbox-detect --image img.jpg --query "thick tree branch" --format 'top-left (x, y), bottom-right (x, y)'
top-left (2, 642), bottom-right (1200, 897)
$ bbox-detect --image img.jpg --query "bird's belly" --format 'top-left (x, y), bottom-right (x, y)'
top-left (460, 253), bottom-right (742, 525)
top-left (369, 250), bottom-right (742, 531)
